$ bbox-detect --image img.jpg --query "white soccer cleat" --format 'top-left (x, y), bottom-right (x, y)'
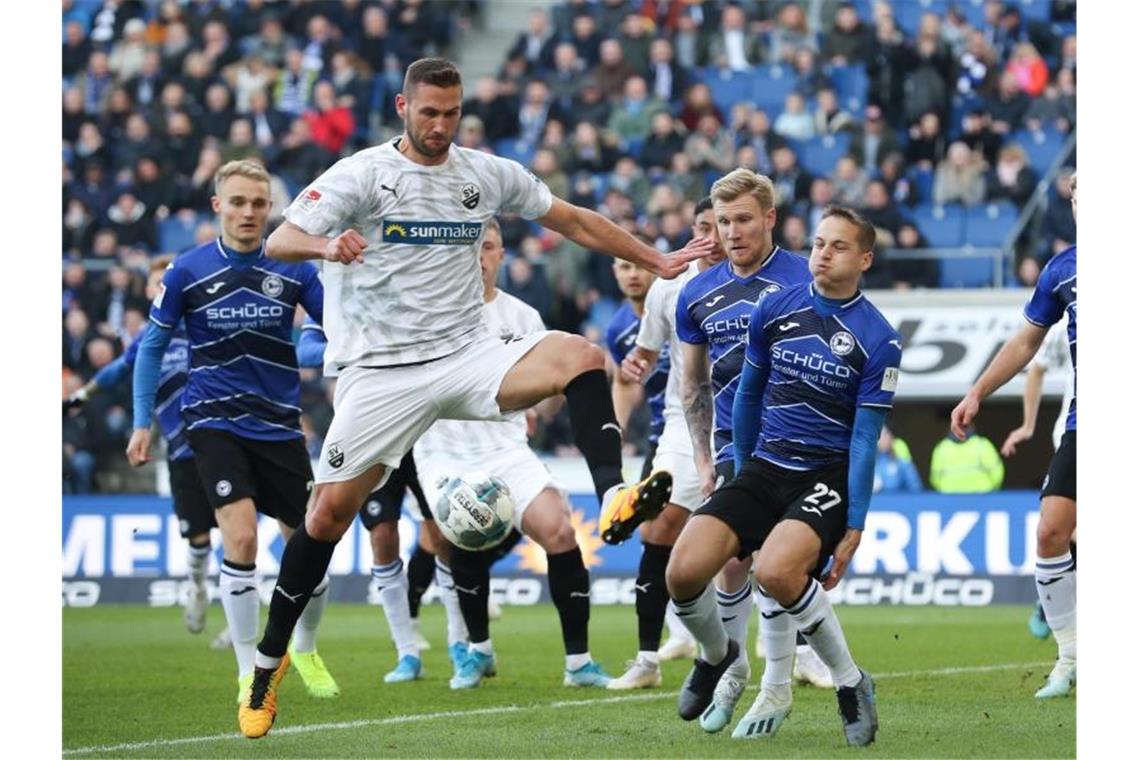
top-left (1035, 658), bottom-right (1076, 699)
top-left (793, 644), bottom-right (834, 688)
top-left (732, 683), bottom-right (793, 739)
top-left (700, 651), bottom-right (752, 733)
top-left (606, 655), bottom-right (662, 690)
top-left (658, 635), bottom-right (698, 662)
top-left (184, 581), bottom-right (208, 634)
top-left (409, 618), bottom-right (432, 651)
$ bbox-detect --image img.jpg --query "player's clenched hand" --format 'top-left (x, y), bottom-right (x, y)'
top-left (323, 229), bottom-right (367, 264)
top-left (652, 237), bottom-right (715, 279)
top-left (696, 459), bottom-right (717, 498)
top-left (1000, 425), bottom-right (1034, 457)
top-left (822, 528), bottom-right (862, 590)
top-left (126, 428), bottom-right (152, 467)
top-left (949, 394), bottom-right (980, 440)
top-left (620, 353), bottom-right (649, 384)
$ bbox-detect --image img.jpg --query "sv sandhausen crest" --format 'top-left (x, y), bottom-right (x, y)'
top-left (460, 183), bottom-right (481, 209)
top-left (327, 443), bottom-right (344, 469)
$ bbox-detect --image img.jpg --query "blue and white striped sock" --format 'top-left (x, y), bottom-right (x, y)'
top-left (373, 560), bottom-right (417, 659)
top-left (716, 578), bottom-right (753, 651)
top-left (670, 584), bottom-right (728, 664)
top-left (1036, 552), bottom-right (1076, 659)
top-left (785, 578), bottom-right (860, 688)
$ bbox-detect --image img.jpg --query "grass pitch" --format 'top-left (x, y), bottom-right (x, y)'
top-left (63, 604), bottom-right (1074, 757)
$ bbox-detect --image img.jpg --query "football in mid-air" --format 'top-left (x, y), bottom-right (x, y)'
top-left (434, 472), bottom-right (515, 551)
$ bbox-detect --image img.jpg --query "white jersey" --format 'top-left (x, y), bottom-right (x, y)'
top-left (283, 139), bottom-right (553, 372)
top-left (1031, 319), bottom-right (1074, 450)
top-left (414, 290), bottom-right (546, 463)
top-left (636, 261), bottom-right (701, 453)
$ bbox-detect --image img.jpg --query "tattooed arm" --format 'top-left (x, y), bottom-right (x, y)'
top-left (681, 340), bottom-right (717, 496)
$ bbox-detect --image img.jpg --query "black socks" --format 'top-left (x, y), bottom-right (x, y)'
top-left (564, 369), bottom-right (624, 503)
top-left (257, 525), bottom-right (337, 658)
top-left (636, 542), bottom-right (672, 652)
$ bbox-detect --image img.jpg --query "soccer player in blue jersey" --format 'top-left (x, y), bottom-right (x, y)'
top-left (667, 206), bottom-right (901, 746)
top-left (952, 172), bottom-right (1077, 699)
top-left (125, 160), bottom-right (339, 705)
top-left (65, 255), bottom-right (216, 634)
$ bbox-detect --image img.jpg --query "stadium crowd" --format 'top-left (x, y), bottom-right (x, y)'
top-left (61, 0), bottom-right (1076, 492)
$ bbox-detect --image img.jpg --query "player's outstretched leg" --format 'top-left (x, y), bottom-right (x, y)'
top-left (449, 546), bottom-right (497, 689)
top-left (731, 585), bottom-right (795, 739)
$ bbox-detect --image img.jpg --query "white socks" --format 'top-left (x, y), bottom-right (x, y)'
top-left (435, 558), bottom-right (470, 646)
top-left (785, 578), bottom-right (860, 688)
top-left (566, 653), bottom-right (592, 671)
top-left (716, 578), bottom-right (753, 651)
top-left (755, 585), bottom-right (797, 689)
top-left (664, 606), bottom-right (694, 643)
top-left (292, 574), bottom-right (329, 654)
top-left (671, 584), bottom-right (729, 664)
top-left (187, 543), bottom-right (210, 585)
top-left (1036, 552), bottom-right (1076, 660)
top-left (373, 559), bottom-right (418, 659)
top-left (220, 560), bottom-right (259, 677)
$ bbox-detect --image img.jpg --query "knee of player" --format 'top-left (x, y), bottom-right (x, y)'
top-left (643, 506), bottom-right (687, 545)
top-left (369, 521), bottom-right (400, 561)
top-left (665, 555), bottom-right (698, 599)
top-left (1036, 519), bottom-right (1070, 555)
top-left (306, 504), bottom-right (352, 542)
top-left (225, 527), bottom-right (258, 563)
top-left (562, 334), bottom-right (605, 376)
top-left (753, 558), bottom-right (793, 600)
top-left (540, 519), bottom-right (578, 554)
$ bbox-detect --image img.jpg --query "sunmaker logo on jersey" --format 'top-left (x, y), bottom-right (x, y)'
top-left (382, 220), bottom-right (483, 245)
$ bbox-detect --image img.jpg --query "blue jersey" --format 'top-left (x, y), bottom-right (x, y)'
top-left (149, 239), bottom-right (324, 441)
top-left (1024, 246), bottom-right (1076, 431)
top-left (605, 302), bottom-right (669, 444)
top-left (675, 248), bottom-right (809, 464)
top-left (119, 324), bottom-right (192, 460)
top-left (744, 283), bottom-right (902, 469)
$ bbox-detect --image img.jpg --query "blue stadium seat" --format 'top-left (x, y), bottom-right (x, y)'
top-left (158, 214), bottom-right (204, 255)
top-left (939, 254), bottom-right (998, 288)
top-left (796, 133), bottom-right (851, 177)
top-left (751, 65), bottom-right (796, 115)
top-left (699, 68), bottom-right (756, 116)
top-left (850, 0), bottom-right (875, 24)
top-left (893, 0), bottom-right (950, 36)
top-left (1012, 127), bottom-right (1067, 175)
top-left (910, 203), bottom-right (965, 247)
top-left (957, 0), bottom-right (989, 28)
top-left (964, 201), bottom-right (1018, 247)
top-left (910, 167), bottom-right (934, 204)
top-left (1017, 0), bottom-right (1053, 22)
top-left (493, 138), bottom-right (535, 166)
top-left (828, 64), bottom-right (868, 113)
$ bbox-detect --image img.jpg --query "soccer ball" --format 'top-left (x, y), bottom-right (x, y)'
top-left (434, 472), bottom-right (515, 551)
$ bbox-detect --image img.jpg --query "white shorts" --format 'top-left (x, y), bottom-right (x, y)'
top-left (417, 445), bottom-right (561, 530)
top-left (316, 331), bottom-right (547, 484)
top-left (653, 444), bottom-right (702, 512)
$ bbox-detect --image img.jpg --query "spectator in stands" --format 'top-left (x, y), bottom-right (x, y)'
top-left (201, 18), bottom-right (241, 71)
top-left (275, 47), bottom-right (318, 117)
top-left (707, 3), bottom-right (764, 71)
top-left (960, 108), bottom-right (1003, 165)
top-left (63, 378), bottom-right (98, 494)
top-left (105, 191), bottom-right (157, 252)
top-left (1016, 254), bottom-right (1040, 286)
top-left (593, 38), bottom-right (639, 101)
top-left (77, 50), bottom-right (115, 116)
top-left (646, 38), bottom-right (688, 104)
top-left (508, 8), bottom-right (554, 74)
top-left (69, 160), bottom-right (115, 220)
top-left (131, 156), bottom-right (175, 221)
top-left (903, 35), bottom-right (952, 126)
top-left (531, 147), bottom-right (570, 201)
top-left (735, 144), bottom-right (762, 173)
top-left (955, 30), bottom-right (996, 102)
top-left (566, 121), bottom-right (617, 173)
top-left (330, 51), bottom-right (372, 137)
top-left (667, 152), bottom-right (706, 204)
top-left (850, 104), bottom-right (902, 175)
top-left (941, 6), bottom-right (972, 58)
top-left (618, 12), bottom-right (653, 74)
top-left (678, 81), bottom-right (723, 132)
top-left (457, 114), bottom-right (489, 152)
top-left (823, 2), bottom-right (871, 66)
top-left (862, 179), bottom-right (907, 244)
top-left (518, 78), bottom-right (563, 147)
top-left (874, 426), bottom-right (923, 493)
top-left (866, 13), bottom-right (912, 125)
top-left (87, 229), bottom-right (120, 263)
top-left (646, 183), bottom-right (683, 219)
top-left (890, 223), bottom-right (939, 289)
top-left (933, 141), bottom-right (987, 206)
top-left (180, 51), bottom-right (217, 109)
top-left (986, 70), bottom-right (1031, 136)
top-left (200, 82), bottom-right (236, 142)
top-left (1058, 34), bottom-right (1076, 76)
top-left (607, 76), bottom-right (667, 144)
top-left (986, 143), bottom-right (1036, 205)
top-left (63, 308), bottom-right (98, 374)
top-left (161, 20), bottom-right (193, 75)
top-left (791, 46), bottom-right (831, 97)
top-left (672, 11), bottom-right (703, 70)
top-left (221, 119), bottom-right (265, 164)
top-left (773, 92), bottom-right (815, 141)
top-left (831, 155), bottom-right (869, 208)
top-left (777, 214), bottom-right (809, 253)
top-left (113, 113), bottom-right (159, 175)
top-left (538, 119), bottom-right (574, 170)
top-left (930, 425), bottom-right (1004, 493)
top-left (736, 109), bottom-right (783, 174)
top-left (878, 151), bottom-right (915, 207)
top-left (609, 156), bottom-right (651, 209)
top-left (770, 145), bottom-right (813, 207)
top-left (570, 75), bottom-right (612, 131)
top-left (275, 117), bottom-right (335, 189)
top-left (302, 80), bottom-right (354, 155)
top-left (1025, 69), bottom-right (1076, 134)
top-left (505, 255), bottom-right (554, 322)
top-left (813, 87), bottom-right (856, 135)
top-left (108, 17), bottom-right (148, 81)
top-left (641, 111), bottom-right (685, 173)
top-left (63, 87), bottom-right (86, 146)
top-left (768, 2), bottom-right (816, 64)
top-left (684, 113), bottom-right (735, 173)
top-left (246, 89), bottom-right (291, 150)
top-left (546, 42), bottom-right (586, 115)
top-left (1006, 41), bottom-right (1049, 98)
top-left (1038, 167), bottom-right (1077, 261)
top-left (569, 13), bottom-right (604, 68)
top-left (793, 177), bottom-right (834, 232)
top-left (245, 16), bottom-right (290, 68)
top-left (357, 6), bottom-right (411, 72)
top-left (906, 112), bottom-right (947, 172)
top-left (162, 110), bottom-right (202, 179)
top-left (64, 199), bottom-right (97, 256)
top-left (62, 19), bottom-right (91, 81)
top-left (463, 76), bottom-right (519, 143)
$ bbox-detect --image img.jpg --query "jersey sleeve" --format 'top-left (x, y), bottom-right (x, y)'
top-left (636, 280), bottom-right (671, 352)
top-left (493, 156), bottom-right (553, 220)
top-left (857, 334), bottom-right (903, 409)
top-left (604, 320), bottom-right (625, 364)
top-left (1023, 260), bottom-right (1064, 328)
top-left (283, 157), bottom-right (371, 236)
top-left (674, 283), bottom-right (706, 345)
top-left (149, 262), bottom-right (189, 329)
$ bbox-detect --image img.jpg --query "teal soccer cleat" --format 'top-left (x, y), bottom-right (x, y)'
top-left (563, 660), bottom-right (612, 687)
top-left (450, 650), bottom-right (496, 690)
top-left (383, 655), bottom-right (423, 684)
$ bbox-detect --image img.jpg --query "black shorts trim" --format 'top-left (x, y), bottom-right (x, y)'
top-left (168, 457), bottom-right (217, 538)
top-left (187, 428), bottom-right (312, 528)
top-left (358, 452), bottom-right (432, 530)
top-left (1041, 430), bottom-right (1076, 500)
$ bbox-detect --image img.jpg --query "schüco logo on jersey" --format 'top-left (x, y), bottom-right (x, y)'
top-left (382, 220), bottom-right (483, 245)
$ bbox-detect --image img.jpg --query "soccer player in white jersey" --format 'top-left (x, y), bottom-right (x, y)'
top-left (607, 199), bottom-right (725, 689)
top-left (237, 58), bottom-right (711, 737)
top-left (414, 219), bottom-right (611, 689)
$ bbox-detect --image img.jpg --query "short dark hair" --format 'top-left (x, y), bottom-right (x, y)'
top-left (694, 196), bottom-right (714, 216)
top-left (820, 205), bottom-right (876, 252)
top-left (403, 57), bottom-right (463, 95)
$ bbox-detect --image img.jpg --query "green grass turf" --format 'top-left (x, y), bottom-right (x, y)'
top-left (63, 604), bottom-right (1074, 758)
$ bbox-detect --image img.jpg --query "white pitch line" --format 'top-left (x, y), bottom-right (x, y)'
top-left (62, 661), bottom-right (1053, 756)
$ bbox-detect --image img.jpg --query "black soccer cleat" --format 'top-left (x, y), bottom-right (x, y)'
top-left (836, 669), bottom-right (879, 747)
top-left (677, 638), bottom-right (740, 721)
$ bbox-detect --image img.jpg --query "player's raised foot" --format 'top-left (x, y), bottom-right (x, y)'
top-left (448, 641), bottom-right (470, 672)
top-left (450, 650), bottom-right (496, 690)
top-left (288, 644), bottom-right (341, 698)
top-left (659, 635), bottom-right (697, 662)
top-left (599, 471), bottom-right (673, 545)
top-left (564, 660), bottom-right (612, 687)
top-left (1034, 658), bottom-right (1075, 699)
top-left (1028, 603), bottom-right (1051, 640)
top-left (700, 651), bottom-right (751, 733)
top-left (383, 654), bottom-right (423, 683)
top-left (731, 683), bottom-right (793, 739)
top-left (238, 653), bottom-right (290, 739)
top-left (211, 626), bottom-right (232, 651)
top-left (677, 638), bottom-right (740, 721)
top-left (184, 582), bottom-right (208, 634)
top-left (793, 645), bottom-right (834, 689)
top-left (836, 670), bottom-right (878, 747)
top-left (236, 672), bottom-right (253, 705)
top-left (409, 619), bottom-right (432, 651)
top-left (606, 655), bottom-right (662, 690)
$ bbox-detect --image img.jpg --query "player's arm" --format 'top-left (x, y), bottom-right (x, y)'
top-left (951, 321), bottom-right (1048, 439)
top-left (297, 320), bottom-right (327, 368)
top-left (126, 323), bottom-right (174, 465)
top-left (681, 340), bottom-right (717, 494)
top-left (1001, 360), bottom-right (1045, 457)
top-left (733, 302), bottom-right (772, 473)
top-left (267, 220), bottom-right (367, 265)
top-left (537, 198), bottom-right (712, 279)
top-left (66, 328), bottom-right (145, 411)
top-left (613, 346), bottom-right (652, 431)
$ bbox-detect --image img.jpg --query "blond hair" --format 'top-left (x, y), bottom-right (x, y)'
top-left (213, 159), bottom-right (270, 194)
top-left (710, 168), bottom-right (776, 212)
